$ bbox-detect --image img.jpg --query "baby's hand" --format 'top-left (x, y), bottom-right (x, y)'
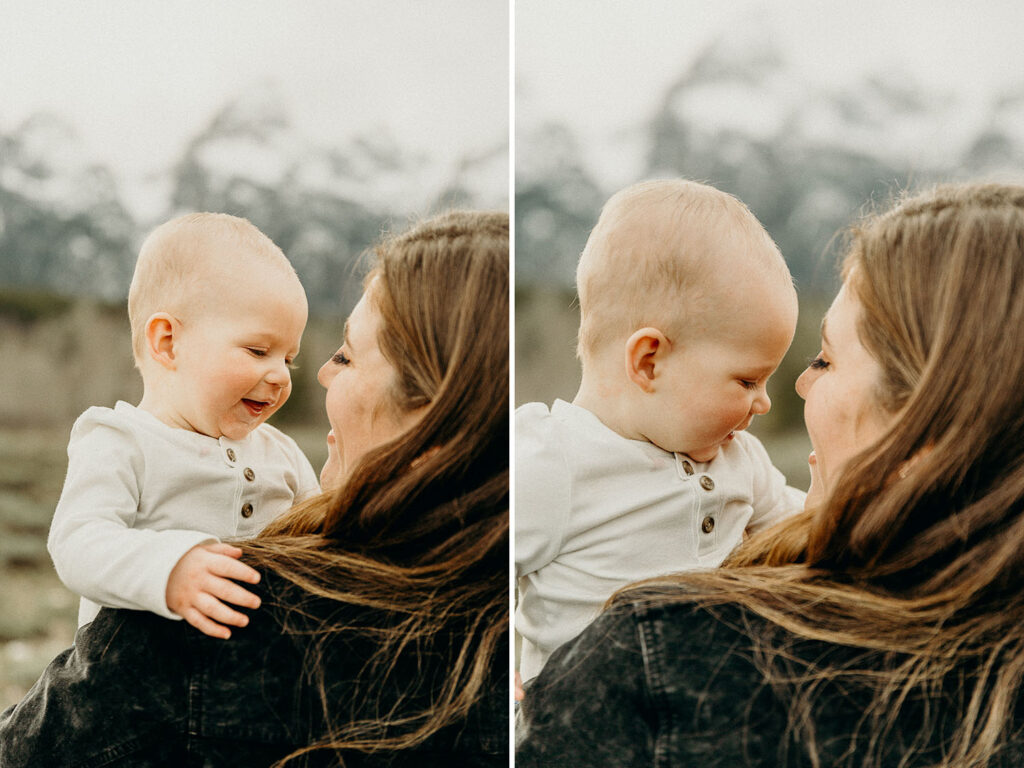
top-left (166, 542), bottom-right (261, 639)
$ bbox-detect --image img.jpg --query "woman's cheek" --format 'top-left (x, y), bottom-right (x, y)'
top-left (802, 383), bottom-right (834, 505)
top-left (319, 430), bottom-right (344, 488)
top-left (805, 452), bottom-right (825, 510)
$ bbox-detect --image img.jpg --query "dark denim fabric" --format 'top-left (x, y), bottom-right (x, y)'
top-left (0, 573), bottom-right (508, 767)
top-left (516, 597), bottom-right (1024, 767)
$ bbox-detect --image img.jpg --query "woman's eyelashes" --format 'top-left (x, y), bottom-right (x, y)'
top-left (332, 351), bottom-right (351, 366)
top-left (808, 354), bottom-right (830, 370)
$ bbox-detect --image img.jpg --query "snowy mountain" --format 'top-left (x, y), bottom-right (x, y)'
top-left (517, 36), bottom-right (1024, 290)
top-left (0, 92), bottom-right (507, 311)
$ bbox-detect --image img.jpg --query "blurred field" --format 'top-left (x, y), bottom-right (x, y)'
top-left (0, 423), bottom-right (329, 712)
top-left (0, 426), bottom-right (78, 710)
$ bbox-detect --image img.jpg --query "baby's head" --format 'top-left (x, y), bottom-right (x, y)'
top-left (576, 179), bottom-right (798, 462)
top-left (129, 213), bottom-right (308, 440)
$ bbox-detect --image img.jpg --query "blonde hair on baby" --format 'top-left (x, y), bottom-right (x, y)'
top-left (576, 179), bottom-right (788, 361)
top-left (127, 212), bottom-right (295, 364)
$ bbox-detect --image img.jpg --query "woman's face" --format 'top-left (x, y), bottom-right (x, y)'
top-left (317, 280), bottom-right (423, 488)
top-left (795, 283), bottom-right (892, 508)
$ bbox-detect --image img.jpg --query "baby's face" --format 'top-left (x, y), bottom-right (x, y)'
top-left (168, 271), bottom-right (308, 440)
top-left (640, 278), bottom-right (797, 462)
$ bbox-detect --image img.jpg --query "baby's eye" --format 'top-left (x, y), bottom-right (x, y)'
top-left (739, 379), bottom-right (758, 390)
top-left (286, 358), bottom-right (298, 370)
top-left (246, 347), bottom-right (268, 357)
top-left (807, 355), bottom-right (830, 370)
top-left (332, 351), bottom-right (351, 366)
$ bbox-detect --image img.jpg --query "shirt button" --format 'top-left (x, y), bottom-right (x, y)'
top-left (699, 475), bottom-right (715, 491)
top-left (243, 467), bottom-right (256, 481)
top-left (701, 516), bottom-right (715, 534)
top-left (681, 460), bottom-right (695, 476)
top-left (241, 502), bottom-right (254, 518)
top-left (226, 448), bottom-right (237, 462)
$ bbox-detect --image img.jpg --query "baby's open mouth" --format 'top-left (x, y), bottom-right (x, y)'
top-left (243, 399), bottom-right (269, 416)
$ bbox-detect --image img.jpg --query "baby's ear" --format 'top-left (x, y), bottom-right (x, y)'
top-left (624, 327), bottom-right (670, 393)
top-left (144, 313), bottom-right (180, 370)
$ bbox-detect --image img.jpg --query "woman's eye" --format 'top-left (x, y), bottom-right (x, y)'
top-left (808, 355), bottom-right (830, 370)
top-left (332, 351), bottom-right (351, 366)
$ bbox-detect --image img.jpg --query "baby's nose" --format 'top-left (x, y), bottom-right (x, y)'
top-left (751, 389), bottom-right (771, 415)
top-left (265, 360), bottom-right (291, 386)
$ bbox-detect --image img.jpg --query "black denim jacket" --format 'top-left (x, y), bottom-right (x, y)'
top-left (0, 573), bottom-right (508, 767)
top-left (516, 597), bottom-right (1024, 768)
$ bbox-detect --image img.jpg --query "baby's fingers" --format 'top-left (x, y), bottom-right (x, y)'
top-left (209, 552), bottom-right (261, 585)
top-left (181, 606), bottom-right (233, 640)
top-left (208, 575), bottom-right (261, 611)
top-left (196, 591), bottom-right (251, 629)
top-left (205, 542), bottom-right (244, 559)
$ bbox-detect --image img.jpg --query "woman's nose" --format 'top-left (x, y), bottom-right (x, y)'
top-left (795, 368), bottom-right (811, 400)
top-left (317, 359), bottom-right (334, 389)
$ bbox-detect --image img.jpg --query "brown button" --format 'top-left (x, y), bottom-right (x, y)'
top-left (241, 502), bottom-right (254, 518)
top-left (699, 475), bottom-right (715, 491)
top-left (681, 460), bottom-right (695, 476)
top-left (226, 448), bottom-right (237, 462)
top-left (243, 467), bottom-right (256, 481)
top-left (701, 516), bottom-right (715, 534)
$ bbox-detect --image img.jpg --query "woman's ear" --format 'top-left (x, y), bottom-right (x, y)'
top-left (145, 313), bottom-right (180, 370)
top-left (624, 327), bottom-right (670, 393)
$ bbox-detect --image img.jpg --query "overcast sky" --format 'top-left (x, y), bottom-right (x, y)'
top-left (517, 0), bottom-right (1024, 186)
top-left (1, 1), bottom-right (509, 191)
top-left (5, 2), bottom-right (1024, 200)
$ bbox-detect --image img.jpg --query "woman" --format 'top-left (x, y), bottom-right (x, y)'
top-left (517, 184), bottom-right (1024, 767)
top-left (0, 210), bottom-right (509, 767)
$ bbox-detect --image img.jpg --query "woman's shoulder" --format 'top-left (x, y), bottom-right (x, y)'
top-left (217, 569), bottom-right (509, 760)
top-left (0, 609), bottom-right (193, 767)
top-left (533, 588), bottom-right (765, 701)
top-left (519, 591), bottom-right (777, 767)
top-left (608, 583), bottom-right (761, 638)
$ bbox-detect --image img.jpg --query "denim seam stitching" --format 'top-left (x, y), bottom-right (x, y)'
top-left (636, 602), bottom-right (675, 768)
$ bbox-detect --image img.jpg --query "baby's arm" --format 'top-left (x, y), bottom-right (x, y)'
top-left (291, 441), bottom-right (321, 500)
top-left (514, 404), bottom-right (573, 686)
top-left (740, 432), bottom-right (807, 533)
top-left (514, 403), bottom-right (571, 579)
top-left (284, 434), bottom-right (321, 504)
top-left (48, 411), bottom-right (259, 637)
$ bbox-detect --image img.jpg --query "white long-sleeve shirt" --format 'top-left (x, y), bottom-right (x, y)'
top-left (515, 399), bottom-right (806, 681)
top-left (48, 401), bottom-right (320, 626)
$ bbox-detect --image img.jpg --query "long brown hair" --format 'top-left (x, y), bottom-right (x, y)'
top-left (618, 184), bottom-right (1024, 767)
top-left (242, 210), bottom-right (508, 765)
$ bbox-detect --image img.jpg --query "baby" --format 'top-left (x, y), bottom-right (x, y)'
top-left (515, 180), bottom-right (806, 681)
top-left (48, 213), bottom-right (319, 639)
